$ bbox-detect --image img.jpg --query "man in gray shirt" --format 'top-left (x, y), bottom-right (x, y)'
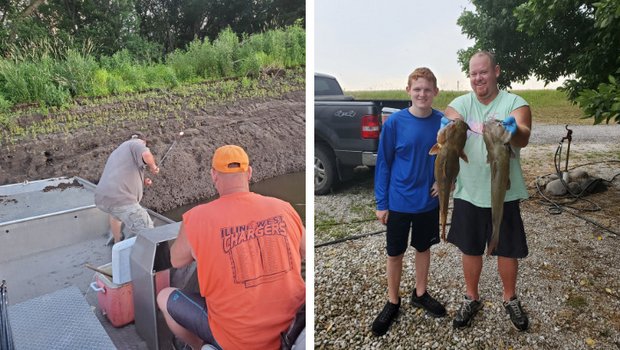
top-left (95, 132), bottom-right (160, 244)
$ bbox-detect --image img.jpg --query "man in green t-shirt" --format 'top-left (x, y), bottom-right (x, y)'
top-left (444, 51), bottom-right (531, 331)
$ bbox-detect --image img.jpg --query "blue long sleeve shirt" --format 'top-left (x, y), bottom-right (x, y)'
top-left (374, 108), bottom-right (442, 213)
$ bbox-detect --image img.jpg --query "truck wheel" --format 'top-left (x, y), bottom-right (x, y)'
top-left (315, 144), bottom-right (337, 195)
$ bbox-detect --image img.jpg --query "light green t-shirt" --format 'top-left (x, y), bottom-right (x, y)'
top-left (448, 90), bottom-right (529, 207)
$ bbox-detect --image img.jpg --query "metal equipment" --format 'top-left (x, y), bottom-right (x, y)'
top-left (1, 280), bottom-right (15, 350)
top-left (130, 222), bottom-right (184, 350)
top-left (559, 125), bottom-right (573, 182)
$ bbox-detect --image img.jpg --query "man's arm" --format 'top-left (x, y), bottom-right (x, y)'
top-left (170, 223), bottom-right (194, 268)
top-left (142, 150), bottom-right (160, 174)
top-left (300, 229), bottom-right (306, 261)
top-left (443, 106), bottom-right (463, 120)
top-left (509, 105), bottom-right (532, 148)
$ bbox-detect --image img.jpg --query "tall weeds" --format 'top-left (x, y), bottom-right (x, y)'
top-left (0, 24), bottom-right (305, 111)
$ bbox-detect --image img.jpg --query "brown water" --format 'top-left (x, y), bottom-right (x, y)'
top-left (161, 172), bottom-right (306, 222)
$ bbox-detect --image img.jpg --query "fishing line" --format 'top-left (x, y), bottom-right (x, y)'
top-left (160, 131), bottom-right (185, 165)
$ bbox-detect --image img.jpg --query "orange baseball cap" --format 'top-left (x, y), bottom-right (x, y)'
top-left (212, 145), bottom-right (249, 173)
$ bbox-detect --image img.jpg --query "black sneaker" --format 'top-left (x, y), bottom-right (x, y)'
top-left (371, 298), bottom-right (400, 336)
top-left (453, 295), bottom-right (483, 328)
top-left (504, 296), bottom-right (529, 331)
top-left (410, 288), bottom-right (446, 317)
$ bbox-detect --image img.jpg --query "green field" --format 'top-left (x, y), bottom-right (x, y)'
top-left (347, 89), bottom-right (590, 125)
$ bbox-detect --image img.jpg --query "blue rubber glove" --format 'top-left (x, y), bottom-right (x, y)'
top-left (502, 116), bottom-right (517, 135)
top-left (440, 116), bottom-right (452, 130)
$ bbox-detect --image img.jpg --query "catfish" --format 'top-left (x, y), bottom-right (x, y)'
top-left (482, 119), bottom-right (513, 255)
top-left (429, 118), bottom-right (469, 241)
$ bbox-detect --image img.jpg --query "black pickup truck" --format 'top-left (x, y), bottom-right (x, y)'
top-left (314, 73), bottom-right (410, 194)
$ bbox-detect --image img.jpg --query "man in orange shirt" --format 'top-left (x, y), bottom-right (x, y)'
top-left (157, 145), bottom-right (306, 350)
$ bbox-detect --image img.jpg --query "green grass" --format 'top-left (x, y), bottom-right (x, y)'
top-left (566, 294), bottom-right (588, 308)
top-left (347, 89), bottom-right (589, 125)
top-left (350, 202), bottom-right (376, 220)
top-left (514, 90), bottom-right (587, 125)
top-left (0, 24), bottom-right (305, 113)
top-left (314, 214), bottom-right (349, 241)
top-left (0, 68), bottom-right (304, 144)
top-left (348, 90), bottom-right (460, 111)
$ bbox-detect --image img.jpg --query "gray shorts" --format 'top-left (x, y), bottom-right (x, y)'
top-left (166, 290), bottom-right (222, 349)
top-left (96, 202), bottom-right (153, 238)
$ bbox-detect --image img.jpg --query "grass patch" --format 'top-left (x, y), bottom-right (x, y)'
top-left (315, 217), bottom-right (339, 229)
top-left (350, 202), bottom-right (375, 220)
top-left (348, 89), bottom-right (589, 125)
top-left (315, 214), bottom-right (349, 241)
top-left (514, 90), bottom-right (587, 125)
top-left (566, 294), bottom-right (588, 308)
top-left (348, 90), bottom-right (460, 111)
top-left (0, 68), bottom-right (304, 144)
top-left (0, 24), bottom-right (304, 123)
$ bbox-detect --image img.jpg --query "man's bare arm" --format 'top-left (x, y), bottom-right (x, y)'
top-left (300, 229), bottom-right (306, 261)
top-left (510, 105), bottom-right (532, 148)
top-left (170, 223), bottom-right (194, 268)
top-left (444, 106), bottom-right (463, 120)
top-left (142, 150), bottom-right (159, 174)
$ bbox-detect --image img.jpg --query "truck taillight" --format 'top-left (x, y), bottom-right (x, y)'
top-left (361, 115), bottom-right (380, 139)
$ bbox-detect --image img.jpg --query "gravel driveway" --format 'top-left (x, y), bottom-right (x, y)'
top-left (314, 124), bottom-right (620, 349)
top-left (529, 124), bottom-right (620, 144)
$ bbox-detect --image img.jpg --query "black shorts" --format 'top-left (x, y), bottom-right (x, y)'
top-left (385, 208), bottom-right (440, 256)
top-left (447, 199), bottom-right (528, 258)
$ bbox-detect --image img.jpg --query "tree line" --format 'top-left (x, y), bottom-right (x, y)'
top-left (457, 0), bottom-right (619, 124)
top-left (0, 1), bottom-right (305, 112)
top-left (0, 0), bottom-right (304, 61)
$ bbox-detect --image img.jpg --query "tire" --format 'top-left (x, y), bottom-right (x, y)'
top-left (314, 144), bottom-right (337, 195)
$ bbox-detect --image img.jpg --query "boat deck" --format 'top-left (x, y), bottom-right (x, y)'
top-left (0, 177), bottom-right (184, 349)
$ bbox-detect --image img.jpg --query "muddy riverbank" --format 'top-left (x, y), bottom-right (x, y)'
top-left (0, 71), bottom-right (305, 212)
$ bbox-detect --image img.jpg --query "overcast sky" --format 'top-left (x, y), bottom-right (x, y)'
top-left (314, 0), bottom-right (564, 91)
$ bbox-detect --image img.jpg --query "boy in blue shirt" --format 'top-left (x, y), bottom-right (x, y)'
top-left (372, 67), bottom-right (446, 336)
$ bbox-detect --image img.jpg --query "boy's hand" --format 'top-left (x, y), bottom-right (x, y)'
top-left (502, 116), bottom-right (517, 135)
top-left (376, 210), bottom-right (389, 225)
top-left (430, 182), bottom-right (439, 197)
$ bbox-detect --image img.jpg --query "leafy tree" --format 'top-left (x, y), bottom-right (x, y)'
top-left (34, 0), bottom-right (140, 57)
top-left (135, 0), bottom-right (305, 54)
top-left (456, 0), bottom-right (536, 89)
top-left (0, 0), bottom-right (152, 60)
top-left (0, 0), bottom-right (49, 48)
top-left (457, 0), bottom-right (620, 123)
top-left (270, 0), bottom-right (305, 27)
top-left (1, 0), bottom-right (305, 60)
